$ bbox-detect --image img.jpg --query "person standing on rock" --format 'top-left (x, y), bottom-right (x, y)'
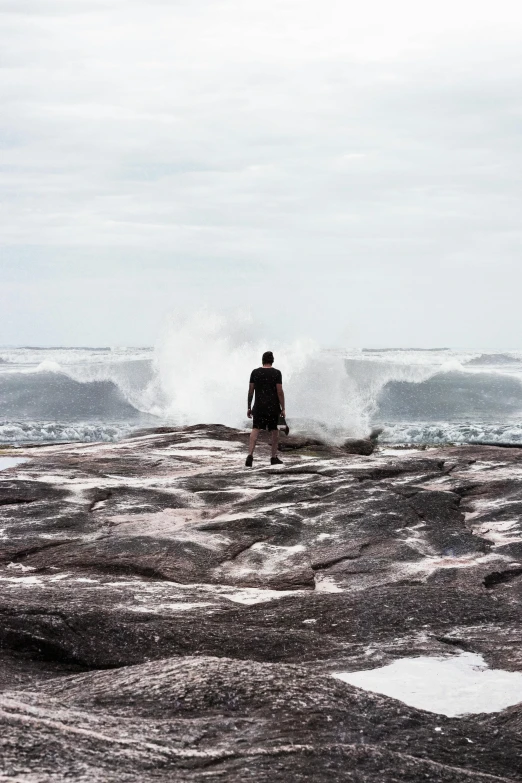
top-left (246, 351), bottom-right (285, 467)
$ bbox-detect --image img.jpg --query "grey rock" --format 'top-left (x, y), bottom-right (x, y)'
top-left (0, 427), bottom-right (521, 780)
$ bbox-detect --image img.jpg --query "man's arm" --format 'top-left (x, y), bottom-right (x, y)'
top-left (247, 382), bottom-right (254, 418)
top-left (276, 384), bottom-right (285, 417)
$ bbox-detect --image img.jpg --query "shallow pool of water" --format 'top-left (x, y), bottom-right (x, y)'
top-left (333, 652), bottom-right (522, 717)
top-left (0, 457), bottom-right (28, 471)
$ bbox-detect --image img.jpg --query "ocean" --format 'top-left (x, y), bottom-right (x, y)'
top-left (2, 334), bottom-right (522, 448)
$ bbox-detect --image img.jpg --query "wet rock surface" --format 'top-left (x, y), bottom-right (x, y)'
top-left (1, 425), bottom-right (522, 781)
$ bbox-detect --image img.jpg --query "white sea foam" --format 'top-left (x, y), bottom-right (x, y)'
top-left (145, 310), bottom-right (332, 429)
top-left (333, 652), bottom-right (522, 716)
top-left (382, 420), bottom-right (522, 445)
top-left (35, 360), bottom-right (63, 373)
top-left (0, 421), bottom-right (135, 445)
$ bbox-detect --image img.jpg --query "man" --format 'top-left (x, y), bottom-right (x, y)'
top-left (245, 351), bottom-right (285, 467)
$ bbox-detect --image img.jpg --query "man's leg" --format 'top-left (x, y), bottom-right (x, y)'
top-left (249, 428), bottom-right (260, 455)
top-left (270, 428), bottom-right (279, 457)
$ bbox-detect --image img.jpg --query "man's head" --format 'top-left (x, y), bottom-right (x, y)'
top-left (262, 351), bottom-right (274, 366)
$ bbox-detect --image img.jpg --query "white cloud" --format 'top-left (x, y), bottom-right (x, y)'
top-left (1, 0), bottom-right (522, 346)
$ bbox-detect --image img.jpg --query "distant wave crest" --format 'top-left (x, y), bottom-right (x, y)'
top-left (0, 370), bottom-right (147, 421)
top-left (465, 353), bottom-right (521, 366)
top-left (376, 370), bottom-right (522, 421)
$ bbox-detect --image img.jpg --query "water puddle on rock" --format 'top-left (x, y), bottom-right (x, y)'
top-left (0, 457), bottom-right (28, 471)
top-left (333, 652), bottom-right (522, 716)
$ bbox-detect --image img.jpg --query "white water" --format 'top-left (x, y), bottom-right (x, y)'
top-left (3, 310), bottom-right (522, 445)
top-left (146, 310), bottom-right (319, 423)
top-left (333, 652), bottom-right (522, 717)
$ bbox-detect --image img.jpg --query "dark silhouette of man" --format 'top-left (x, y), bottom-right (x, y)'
top-left (245, 351), bottom-right (285, 467)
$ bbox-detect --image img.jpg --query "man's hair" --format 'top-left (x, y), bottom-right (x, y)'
top-left (262, 351), bottom-right (274, 365)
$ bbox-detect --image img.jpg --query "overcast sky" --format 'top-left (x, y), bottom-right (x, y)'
top-left (1, 0), bottom-right (522, 348)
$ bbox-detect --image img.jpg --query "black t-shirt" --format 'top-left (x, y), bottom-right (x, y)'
top-left (250, 367), bottom-right (282, 412)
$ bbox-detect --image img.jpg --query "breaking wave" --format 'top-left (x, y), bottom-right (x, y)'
top-left (2, 315), bottom-right (522, 445)
top-left (0, 371), bottom-right (146, 421)
top-left (377, 371), bottom-right (522, 420)
top-left (465, 353), bottom-right (521, 366)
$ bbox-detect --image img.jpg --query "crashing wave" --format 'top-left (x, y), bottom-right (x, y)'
top-left (0, 371), bottom-right (151, 422)
top-left (376, 371), bottom-right (522, 420)
top-left (3, 314), bottom-right (522, 446)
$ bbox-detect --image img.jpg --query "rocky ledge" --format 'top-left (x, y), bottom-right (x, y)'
top-left (0, 425), bottom-right (522, 782)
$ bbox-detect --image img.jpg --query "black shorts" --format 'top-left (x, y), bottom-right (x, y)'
top-left (252, 409), bottom-right (279, 431)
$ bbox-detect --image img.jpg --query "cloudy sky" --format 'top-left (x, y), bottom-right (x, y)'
top-left (1, 0), bottom-right (522, 348)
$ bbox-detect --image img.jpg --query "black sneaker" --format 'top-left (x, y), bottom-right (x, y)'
top-left (245, 454), bottom-right (253, 467)
top-left (270, 456), bottom-right (283, 465)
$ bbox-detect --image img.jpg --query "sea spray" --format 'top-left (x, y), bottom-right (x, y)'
top-left (145, 316), bottom-right (463, 440)
top-left (145, 311), bottom-right (313, 425)
top-left (146, 310), bottom-right (407, 441)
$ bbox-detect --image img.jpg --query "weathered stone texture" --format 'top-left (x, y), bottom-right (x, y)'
top-left (0, 426), bottom-right (521, 780)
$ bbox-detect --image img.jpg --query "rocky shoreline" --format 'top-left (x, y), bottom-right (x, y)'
top-left (1, 425), bottom-right (522, 781)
